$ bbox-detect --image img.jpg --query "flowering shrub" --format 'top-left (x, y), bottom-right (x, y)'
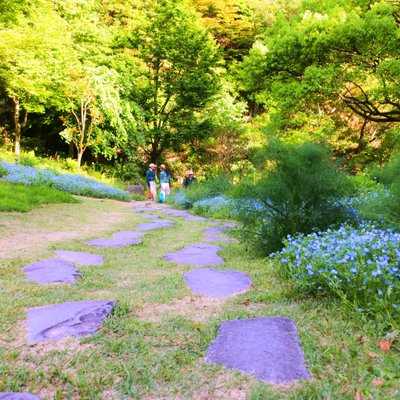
top-left (275, 223), bottom-right (400, 320)
top-left (0, 162), bottom-right (130, 201)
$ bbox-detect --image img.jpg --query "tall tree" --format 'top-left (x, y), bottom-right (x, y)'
top-left (127, 0), bottom-right (221, 163)
top-left (237, 0), bottom-right (400, 166)
top-left (0, 0), bottom-right (72, 162)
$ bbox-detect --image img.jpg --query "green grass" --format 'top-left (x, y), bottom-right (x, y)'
top-left (0, 182), bottom-right (80, 212)
top-left (0, 199), bottom-right (399, 399)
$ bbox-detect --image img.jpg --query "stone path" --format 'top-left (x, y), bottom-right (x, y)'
top-left (10, 201), bottom-right (310, 398)
top-left (206, 317), bottom-right (311, 384)
top-left (0, 394), bottom-right (42, 400)
top-left (184, 268), bottom-right (252, 298)
top-left (26, 300), bottom-right (115, 344)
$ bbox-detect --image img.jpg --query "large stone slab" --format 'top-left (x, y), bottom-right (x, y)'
top-left (54, 250), bottom-right (104, 266)
top-left (162, 209), bottom-right (191, 217)
top-left (136, 219), bottom-right (174, 231)
top-left (140, 213), bottom-right (160, 219)
top-left (206, 317), bottom-right (312, 384)
top-left (84, 237), bottom-right (141, 247)
top-left (0, 394), bottom-right (42, 400)
top-left (26, 300), bottom-right (115, 344)
top-left (164, 244), bottom-right (223, 266)
top-left (185, 215), bottom-right (206, 221)
top-left (22, 258), bottom-right (81, 284)
top-left (184, 268), bottom-right (252, 298)
top-left (112, 231), bottom-right (145, 240)
top-left (202, 227), bottom-right (227, 235)
top-left (202, 236), bottom-right (236, 243)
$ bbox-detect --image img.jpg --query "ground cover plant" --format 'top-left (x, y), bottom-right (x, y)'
top-left (274, 223), bottom-right (400, 326)
top-left (0, 198), bottom-right (398, 399)
top-left (0, 161), bottom-right (130, 201)
top-left (0, 182), bottom-right (79, 212)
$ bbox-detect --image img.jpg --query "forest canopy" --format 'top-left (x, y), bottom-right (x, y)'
top-left (1, 0), bottom-right (400, 176)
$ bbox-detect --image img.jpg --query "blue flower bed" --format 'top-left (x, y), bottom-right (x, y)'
top-left (274, 223), bottom-right (400, 319)
top-left (0, 162), bottom-right (130, 201)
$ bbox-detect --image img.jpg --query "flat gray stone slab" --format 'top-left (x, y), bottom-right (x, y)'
top-left (164, 244), bottom-right (223, 266)
top-left (112, 231), bottom-right (145, 240)
top-left (136, 220), bottom-right (174, 231)
top-left (162, 209), bottom-right (191, 217)
top-left (184, 268), bottom-right (252, 298)
top-left (26, 300), bottom-right (115, 344)
top-left (203, 227), bottom-right (227, 235)
top-left (223, 222), bottom-right (238, 228)
top-left (54, 250), bottom-right (104, 266)
top-left (134, 207), bottom-right (157, 212)
top-left (84, 237), bottom-right (141, 247)
top-left (202, 236), bottom-right (237, 243)
top-left (0, 394), bottom-right (42, 400)
top-left (140, 213), bottom-right (160, 219)
top-left (206, 317), bottom-right (312, 384)
top-left (185, 216), bottom-right (207, 221)
top-left (23, 258), bottom-right (81, 284)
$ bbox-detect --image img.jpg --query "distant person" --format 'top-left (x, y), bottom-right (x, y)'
top-left (183, 170), bottom-right (197, 188)
top-left (146, 163), bottom-right (157, 201)
top-left (159, 164), bottom-right (171, 200)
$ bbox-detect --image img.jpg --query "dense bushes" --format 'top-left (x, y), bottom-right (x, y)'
top-left (233, 142), bottom-right (354, 254)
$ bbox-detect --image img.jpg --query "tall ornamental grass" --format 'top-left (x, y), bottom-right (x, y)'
top-left (275, 223), bottom-right (400, 324)
top-left (0, 162), bottom-right (130, 201)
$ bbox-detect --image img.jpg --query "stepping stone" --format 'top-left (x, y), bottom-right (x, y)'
top-left (112, 231), bottom-right (145, 240)
top-left (184, 268), bottom-right (252, 298)
top-left (0, 394), bottom-right (42, 400)
top-left (185, 216), bottom-right (206, 221)
top-left (206, 317), bottom-right (312, 384)
top-left (136, 220), bottom-right (174, 231)
top-left (26, 300), bottom-right (115, 344)
top-left (164, 244), bottom-right (223, 266)
top-left (134, 207), bottom-right (156, 212)
top-left (140, 213), bottom-right (160, 219)
top-left (223, 222), bottom-right (238, 228)
top-left (202, 236), bottom-right (236, 243)
top-left (23, 258), bottom-right (81, 284)
top-left (54, 250), bottom-right (104, 266)
top-left (162, 209), bottom-right (191, 217)
top-left (84, 237), bottom-right (141, 247)
top-left (202, 227), bottom-right (227, 235)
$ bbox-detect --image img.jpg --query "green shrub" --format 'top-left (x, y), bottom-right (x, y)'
top-left (0, 182), bottom-right (80, 212)
top-left (234, 141), bottom-right (354, 255)
top-left (184, 175), bottom-right (233, 205)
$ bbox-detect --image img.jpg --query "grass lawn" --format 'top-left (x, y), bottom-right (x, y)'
top-left (0, 199), bottom-right (398, 399)
top-left (0, 182), bottom-right (80, 212)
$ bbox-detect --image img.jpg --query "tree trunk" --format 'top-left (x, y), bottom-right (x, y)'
top-left (77, 151), bottom-right (83, 170)
top-left (11, 95), bottom-right (28, 164)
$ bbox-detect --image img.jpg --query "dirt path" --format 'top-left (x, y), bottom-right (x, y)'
top-left (0, 197), bottom-right (135, 259)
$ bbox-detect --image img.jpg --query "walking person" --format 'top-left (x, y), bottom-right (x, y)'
top-left (183, 170), bottom-right (197, 188)
top-left (159, 164), bottom-right (171, 202)
top-left (146, 163), bottom-right (157, 201)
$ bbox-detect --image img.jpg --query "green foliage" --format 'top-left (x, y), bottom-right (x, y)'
top-left (0, 182), bottom-right (79, 212)
top-left (235, 141), bottom-right (354, 255)
top-left (184, 175), bottom-right (233, 204)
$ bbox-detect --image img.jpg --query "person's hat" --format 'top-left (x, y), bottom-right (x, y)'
top-left (188, 170), bottom-right (194, 175)
top-left (149, 163), bottom-right (156, 168)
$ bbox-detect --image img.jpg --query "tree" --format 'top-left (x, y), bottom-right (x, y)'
top-left (127, 0), bottom-right (221, 163)
top-left (0, 0), bottom-right (73, 162)
top-left (237, 0), bottom-right (400, 167)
